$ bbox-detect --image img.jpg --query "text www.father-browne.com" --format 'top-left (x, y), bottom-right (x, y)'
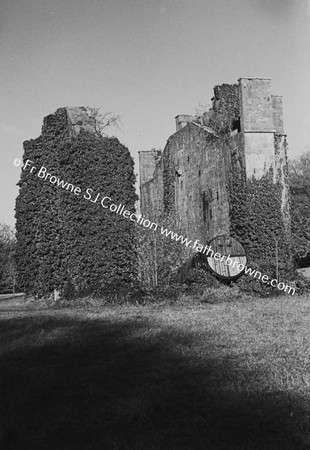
top-left (21, 160), bottom-right (295, 296)
top-left (160, 227), bottom-right (295, 295)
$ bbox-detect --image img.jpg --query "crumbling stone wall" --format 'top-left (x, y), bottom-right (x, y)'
top-left (139, 77), bottom-right (291, 278)
top-left (227, 78), bottom-right (291, 268)
top-left (167, 123), bottom-right (230, 242)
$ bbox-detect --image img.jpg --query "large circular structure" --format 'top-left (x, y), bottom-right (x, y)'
top-left (206, 235), bottom-right (247, 280)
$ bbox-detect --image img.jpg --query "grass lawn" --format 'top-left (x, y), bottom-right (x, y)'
top-left (0, 295), bottom-right (310, 449)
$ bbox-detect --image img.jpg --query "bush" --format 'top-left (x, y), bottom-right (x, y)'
top-left (293, 272), bottom-right (310, 295)
top-left (186, 267), bottom-right (220, 286)
top-left (235, 259), bottom-right (297, 297)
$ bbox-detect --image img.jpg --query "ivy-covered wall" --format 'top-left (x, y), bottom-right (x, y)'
top-left (15, 107), bottom-right (138, 298)
top-left (228, 158), bottom-right (289, 266)
top-left (139, 77), bottom-right (291, 285)
top-left (226, 79), bottom-right (291, 270)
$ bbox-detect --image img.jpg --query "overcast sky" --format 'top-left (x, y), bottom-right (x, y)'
top-left (1, 0), bottom-right (309, 227)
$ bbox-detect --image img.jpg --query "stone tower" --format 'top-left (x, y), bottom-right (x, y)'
top-left (139, 77), bottom-right (290, 269)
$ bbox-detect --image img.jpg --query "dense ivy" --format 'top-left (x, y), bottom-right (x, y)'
top-left (227, 143), bottom-right (293, 294)
top-left (139, 83), bottom-right (293, 291)
top-left (229, 168), bottom-right (288, 262)
top-left (204, 87), bottom-right (292, 288)
top-left (288, 150), bottom-right (310, 262)
top-left (208, 84), bottom-right (240, 134)
top-left (15, 108), bottom-right (138, 299)
top-left (163, 141), bottom-right (176, 213)
top-left (0, 225), bottom-right (16, 293)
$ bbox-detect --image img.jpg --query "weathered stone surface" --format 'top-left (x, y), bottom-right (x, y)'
top-left (272, 96), bottom-right (284, 134)
top-left (239, 78), bottom-right (274, 132)
top-left (139, 77), bottom-right (290, 265)
top-left (66, 106), bottom-right (96, 137)
top-left (175, 115), bottom-right (197, 131)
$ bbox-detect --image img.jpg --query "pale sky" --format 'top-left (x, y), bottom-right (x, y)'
top-left (1, 0), bottom-right (309, 227)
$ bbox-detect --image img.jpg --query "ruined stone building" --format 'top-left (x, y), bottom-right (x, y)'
top-left (139, 78), bottom-right (290, 267)
top-left (15, 107), bottom-right (138, 297)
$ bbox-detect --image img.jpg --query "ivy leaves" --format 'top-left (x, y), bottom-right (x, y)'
top-left (15, 109), bottom-right (138, 299)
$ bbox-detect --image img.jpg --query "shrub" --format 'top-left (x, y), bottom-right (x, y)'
top-left (235, 259), bottom-right (296, 297)
top-left (186, 267), bottom-right (222, 287)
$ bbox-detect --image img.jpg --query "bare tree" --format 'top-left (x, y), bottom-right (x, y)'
top-left (86, 107), bottom-right (122, 137)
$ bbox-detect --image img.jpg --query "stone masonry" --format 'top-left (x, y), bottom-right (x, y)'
top-left (139, 77), bottom-right (289, 260)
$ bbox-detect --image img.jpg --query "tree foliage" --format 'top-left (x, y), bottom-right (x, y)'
top-left (289, 150), bottom-right (310, 260)
top-left (0, 224), bottom-right (16, 293)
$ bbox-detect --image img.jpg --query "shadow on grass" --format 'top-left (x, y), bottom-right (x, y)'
top-left (0, 312), bottom-right (309, 449)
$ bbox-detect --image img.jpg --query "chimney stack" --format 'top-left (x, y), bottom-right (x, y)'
top-left (175, 114), bottom-right (197, 131)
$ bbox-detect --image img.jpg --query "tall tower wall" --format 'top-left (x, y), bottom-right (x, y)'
top-left (239, 78), bottom-right (278, 179)
top-left (138, 77), bottom-right (291, 283)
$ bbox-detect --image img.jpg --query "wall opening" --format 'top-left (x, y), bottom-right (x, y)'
top-left (202, 192), bottom-right (208, 223)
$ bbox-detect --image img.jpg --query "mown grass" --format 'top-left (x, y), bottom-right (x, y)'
top-left (0, 295), bottom-right (310, 449)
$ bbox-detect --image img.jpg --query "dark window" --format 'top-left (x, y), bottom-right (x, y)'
top-left (232, 118), bottom-right (241, 132)
top-left (188, 156), bottom-right (190, 162)
top-left (217, 191), bottom-right (219, 201)
top-left (202, 192), bottom-right (208, 223)
top-left (199, 169), bottom-right (201, 176)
